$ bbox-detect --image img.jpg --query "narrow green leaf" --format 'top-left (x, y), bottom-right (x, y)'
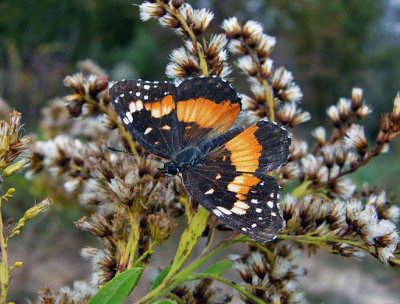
top-left (167, 207), bottom-right (209, 278)
top-left (88, 267), bottom-right (142, 304)
top-left (201, 259), bottom-right (232, 276)
top-left (151, 265), bottom-right (172, 290)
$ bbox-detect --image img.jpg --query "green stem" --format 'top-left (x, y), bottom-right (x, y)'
top-left (277, 234), bottom-right (369, 250)
top-left (190, 273), bottom-right (267, 304)
top-left (0, 199), bottom-right (9, 303)
top-left (134, 207), bottom-right (210, 304)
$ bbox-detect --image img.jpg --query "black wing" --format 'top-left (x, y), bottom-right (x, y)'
top-left (183, 120), bottom-right (291, 241)
top-left (109, 80), bottom-right (178, 159)
top-left (110, 77), bottom-right (242, 159)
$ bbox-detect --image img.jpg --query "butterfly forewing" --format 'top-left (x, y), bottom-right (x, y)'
top-left (174, 77), bottom-right (241, 146)
top-left (110, 80), bottom-right (178, 159)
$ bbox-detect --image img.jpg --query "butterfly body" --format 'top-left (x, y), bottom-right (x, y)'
top-left (110, 76), bottom-right (291, 241)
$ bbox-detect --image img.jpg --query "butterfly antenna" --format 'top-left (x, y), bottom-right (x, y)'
top-left (108, 147), bottom-right (165, 164)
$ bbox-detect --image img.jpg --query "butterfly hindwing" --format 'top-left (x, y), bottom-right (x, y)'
top-left (222, 120), bottom-right (291, 173)
top-left (110, 80), bottom-right (178, 159)
top-left (183, 167), bottom-right (282, 241)
top-left (183, 120), bottom-right (290, 241)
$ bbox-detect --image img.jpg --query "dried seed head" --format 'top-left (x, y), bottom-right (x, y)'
top-left (391, 92), bottom-right (400, 126)
top-left (191, 8), bottom-right (214, 35)
top-left (228, 39), bottom-right (247, 55)
top-left (337, 98), bottom-right (351, 121)
top-left (237, 55), bottom-right (258, 76)
top-left (256, 34), bottom-right (276, 60)
top-left (333, 178), bottom-right (356, 199)
top-left (172, 0), bottom-right (184, 9)
top-left (327, 105), bottom-right (341, 127)
top-left (242, 20), bottom-right (263, 47)
top-left (312, 127), bottom-right (326, 146)
top-left (166, 47), bottom-right (201, 78)
top-left (139, 2), bottom-right (166, 21)
top-left (345, 124), bottom-right (368, 156)
top-left (260, 58), bottom-right (274, 77)
top-left (221, 17), bottom-right (241, 39)
top-left (351, 87), bottom-right (363, 111)
top-left (356, 104), bottom-right (372, 119)
top-left (159, 13), bottom-right (180, 29)
top-left (271, 67), bottom-right (293, 91)
top-left (279, 85), bottom-right (303, 103)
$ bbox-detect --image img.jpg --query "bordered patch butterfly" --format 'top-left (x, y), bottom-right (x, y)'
top-left (110, 76), bottom-right (291, 241)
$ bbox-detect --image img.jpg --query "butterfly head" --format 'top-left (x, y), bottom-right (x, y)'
top-left (159, 161), bottom-right (180, 176)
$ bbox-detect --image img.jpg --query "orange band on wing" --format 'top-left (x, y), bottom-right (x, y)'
top-left (225, 124), bottom-right (262, 172)
top-left (227, 173), bottom-right (260, 194)
top-left (177, 98), bottom-right (240, 132)
top-left (144, 95), bottom-right (175, 118)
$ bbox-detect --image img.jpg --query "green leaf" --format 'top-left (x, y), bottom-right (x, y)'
top-left (153, 301), bottom-right (176, 304)
top-left (201, 259), bottom-right (232, 276)
top-left (151, 265), bottom-right (172, 290)
top-left (165, 207), bottom-right (209, 280)
top-left (88, 267), bottom-right (142, 304)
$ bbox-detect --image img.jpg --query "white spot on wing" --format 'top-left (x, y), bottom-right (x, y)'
top-left (213, 209), bottom-right (223, 217)
top-left (144, 127), bottom-right (152, 135)
top-left (120, 93), bottom-right (125, 97)
top-left (161, 125), bottom-right (171, 130)
top-left (256, 208), bottom-right (262, 213)
top-left (234, 201), bottom-right (249, 210)
top-left (135, 92), bottom-right (140, 97)
top-left (136, 100), bottom-right (143, 111)
top-left (217, 206), bottom-right (232, 215)
top-left (129, 102), bottom-right (137, 113)
top-left (144, 84), bottom-right (150, 90)
top-left (271, 212), bottom-right (277, 217)
top-left (123, 117), bottom-right (129, 124)
top-left (267, 201), bottom-right (274, 208)
top-left (251, 223), bottom-right (257, 228)
top-left (204, 188), bottom-right (214, 195)
top-left (144, 95), bottom-right (149, 100)
top-left (251, 199), bottom-right (259, 204)
top-left (126, 112), bottom-right (133, 122)
top-left (241, 227), bottom-right (247, 231)
top-left (231, 207), bottom-right (246, 215)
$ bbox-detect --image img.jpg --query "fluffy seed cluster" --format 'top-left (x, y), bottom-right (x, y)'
top-left (281, 194), bottom-right (400, 265)
top-left (30, 136), bottom-right (180, 286)
top-left (0, 110), bottom-right (32, 178)
top-left (222, 17), bottom-right (305, 123)
top-left (230, 244), bottom-right (307, 304)
top-left (140, 1), bottom-right (231, 79)
top-left (36, 281), bottom-right (97, 304)
top-left (171, 278), bottom-right (232, 304)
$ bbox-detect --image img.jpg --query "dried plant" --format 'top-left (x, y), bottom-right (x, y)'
top-left (0, 109), bottom-right (53, 303)
top-left (4, 1), bottom-right (398, 303)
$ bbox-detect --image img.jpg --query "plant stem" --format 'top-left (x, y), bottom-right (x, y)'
top-left (134, 207), bottom-right (210, 304)
top-left (0, 199), bottom-right (9, 303)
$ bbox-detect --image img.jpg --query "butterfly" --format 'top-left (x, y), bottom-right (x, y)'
top-left (109, 76), bottom-right (291, 241)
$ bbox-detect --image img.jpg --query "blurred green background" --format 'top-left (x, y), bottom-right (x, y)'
top-left (0, 0), bottom-right (399, 303)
